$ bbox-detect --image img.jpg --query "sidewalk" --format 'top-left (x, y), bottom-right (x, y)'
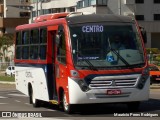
top-left (150, 83), bottom-right (160, 89)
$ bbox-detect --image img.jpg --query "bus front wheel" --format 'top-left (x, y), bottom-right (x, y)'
top-left (62, 92), bottom-right (73, 114)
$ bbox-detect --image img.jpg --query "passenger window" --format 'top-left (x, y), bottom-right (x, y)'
top-left (22, 31), bottom-right (30, 44)
top-left (12, 67), bottom-right (15, 70)
top-left (8, 67), bottom-right (11, 70)
top-left (39, 45), bottom-right (46, 60)
top-left (30, 46), bottom-right (38, 59)
top-left (22, 46), bottom-right (29, 59)
top-left (30, 29), bottom-right (39, 44)
top-left (16, 32), bottom-right (21, 45)
top-left (16, 46), bottom-right (21, 59)
top-left (40, 28), bottom-right (47, 43)
top-left (39, 28), bottom-right (47, 60)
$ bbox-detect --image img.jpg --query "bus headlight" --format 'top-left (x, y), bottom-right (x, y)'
top-left (137, 67), bottom-right (149, 89)
top-left (70, 70), bottom-right (89, 92)
top-left (78, 80), bottom-right (89, 92)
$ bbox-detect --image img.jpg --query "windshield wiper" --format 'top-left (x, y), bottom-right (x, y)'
top-left (107, 38), bottom-right (132, 68)
top-left (76, 52), bottom-right (98, 71)
top-left (110, 48), bottom-right (130, 66)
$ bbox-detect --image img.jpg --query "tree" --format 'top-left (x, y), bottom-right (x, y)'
top-left (0, 34), bottom-right (14, 62)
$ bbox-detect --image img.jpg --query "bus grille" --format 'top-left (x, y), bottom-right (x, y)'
top-left (87, 75), bottom-right (140, 89)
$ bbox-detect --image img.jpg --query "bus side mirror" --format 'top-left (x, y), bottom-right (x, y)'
top-left (140, 27), bottom-right (147, 44)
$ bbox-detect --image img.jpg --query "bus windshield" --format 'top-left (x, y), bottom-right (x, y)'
top-left (69, 22), bottom-right (145, 69)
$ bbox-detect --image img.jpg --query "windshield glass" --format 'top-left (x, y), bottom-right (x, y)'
top-left (69, 22), bottom-right (145, 69)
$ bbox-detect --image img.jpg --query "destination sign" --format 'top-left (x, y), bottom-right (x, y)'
top-left (82, 25), bottom-right (103, 33)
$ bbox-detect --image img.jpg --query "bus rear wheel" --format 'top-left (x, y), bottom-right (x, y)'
top-left (30, 87), bottom-right (40, 107)
top-left (62, 92), bottom-right (73, 114)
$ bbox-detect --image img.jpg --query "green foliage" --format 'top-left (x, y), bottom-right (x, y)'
top-left (156, 55), bottom-right (160, 61)
top-left (0, 34), bottom-right (14, 47)
top-left (0, 76), bottom-right (15, 82)
top-left (146, 48), bottom-right (160, 54)
top-left (5, 57), bottom-right (9, 62)
top-left (0, 34), bottom-right (14, 62)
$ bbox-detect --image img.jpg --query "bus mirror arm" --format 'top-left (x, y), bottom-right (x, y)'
top-left (139, 26), bottom-right (147, 44)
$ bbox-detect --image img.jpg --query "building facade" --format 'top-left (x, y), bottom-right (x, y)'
top-left (0, 0), bottom-right (30, 63)
top-left (29, 0), bottom-right (160, 49)
top-left (0, 0), bottom-right (30, 35)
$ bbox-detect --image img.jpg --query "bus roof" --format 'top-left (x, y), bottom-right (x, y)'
top-left (16, 13), bottom-right (134, 31)
top-left (15, 18), bottom-right (65, 30)
top-left (66, 14), bottom-right (134, 25)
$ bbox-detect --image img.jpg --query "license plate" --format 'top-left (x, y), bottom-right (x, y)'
top-left (107, 90), bottom-right (121, 95)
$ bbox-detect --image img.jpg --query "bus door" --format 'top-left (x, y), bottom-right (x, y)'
top-left (55, 25), bottom-right (68, 103)
top-left (47, 25), bottom-right (58, 102)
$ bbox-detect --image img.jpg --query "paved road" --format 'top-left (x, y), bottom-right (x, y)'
top-left (0, 84), bottom-right (160, 120)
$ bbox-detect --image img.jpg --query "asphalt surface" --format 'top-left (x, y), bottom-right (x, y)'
top-left (0, 82), bottom-right (160, 120)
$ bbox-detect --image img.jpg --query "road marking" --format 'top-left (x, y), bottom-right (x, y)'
top-left (0, 103), bottom-right (8, 104)
top-left (8, 93), bottom-right (28, 97)
top-left (46, 109), bottom-right (56, 112)
top-left (25, 103), bottom-right (31, 105)
top-left (0, 96), bottom-right (7, 99)
top-left (15, 100), bottom-right (21, 102)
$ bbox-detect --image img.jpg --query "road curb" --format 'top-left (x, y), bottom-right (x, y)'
top-left (150, 85), bottom-right (160, 89)
top-left (0, 81), bottom-right (15, 84)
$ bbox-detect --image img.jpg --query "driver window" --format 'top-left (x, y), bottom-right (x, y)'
top-left (57, 25), bottom-right (66, 64)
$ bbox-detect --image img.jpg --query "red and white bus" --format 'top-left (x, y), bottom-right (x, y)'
top-left (15, 12), bottom-right (149, 113)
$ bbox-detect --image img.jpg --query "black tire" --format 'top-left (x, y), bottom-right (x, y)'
top-left (62, 92), bottom-right (73, 114)
top-left (30, 87), bottom-right (40, 107)
top-left (28, 85), bottom-right (33, 104)
top-left (127, 102), bottom-right (140, 111)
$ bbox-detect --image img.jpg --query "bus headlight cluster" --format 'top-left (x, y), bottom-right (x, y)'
top-left (70, 70), bottom-right (90, 92)
top-left (137, 67), bottom-right (149, 89)
top-left (78, 80), bottom-right (89, 92)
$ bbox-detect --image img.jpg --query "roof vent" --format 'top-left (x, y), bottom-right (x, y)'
top-left (67, 12), bottom-right (95, 17)
top-left (34, 12), bottom-right (69, 23)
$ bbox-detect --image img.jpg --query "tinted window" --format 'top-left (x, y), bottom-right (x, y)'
top-left (40, 28), bottom-right (47, 43)
top-left (31, 29), bottom-right (39, 44)
top-left (8, 67), bottom-right (11, 70)
top-left (39, 45), bottom-right (46, 60)
top-left (22, 31), bottom-right (30, 44)
top-left (12, 67), bottom-right (15, 70)
top-left (16, 47), bottom-right (21, 59)
top-left (22, 46), bottom-right (29, 59)
top-left (16, 32), bottom-right (21, 45)
top-left (30, 46), bottom-right (39, 59)
top-left (69, 23), bottom-right (144, 68)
